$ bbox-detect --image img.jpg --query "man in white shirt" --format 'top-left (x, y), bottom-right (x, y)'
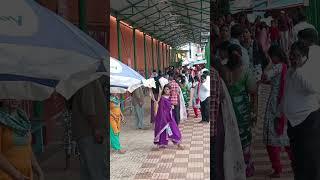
top-left (150, 70), bottom-right (158, 78)
top-left (198, 74), bottom-right (210, 123)
top-left (292, 11), bottom-right (317, 42)
top-left (282, 29), bottom-right (320, 180)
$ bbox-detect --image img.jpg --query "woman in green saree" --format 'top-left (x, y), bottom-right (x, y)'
top-left (225, 44), bottom-right (257, 177)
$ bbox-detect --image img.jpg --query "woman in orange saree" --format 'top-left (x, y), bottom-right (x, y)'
top-left (0, 100), bottom-right (43, 180)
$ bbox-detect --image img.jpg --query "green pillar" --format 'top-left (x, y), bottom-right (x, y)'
top-left (116, 19), bottom-right (124, 110)
top-left (33, 0), bottom-right (44, 120)
top-left (117, 19), bottom-right (122, 61)
top-left (205, 39), bottom-right (210, 69)
top-left (165, 45), bottom-right (168, 68)
top-left (151, 38), bottom-right (155, 71)
top-left (162, 43), bottom-right (165, 70)
top-left (157, 41), bottom-right (160, 72)
top-left (151, 37), bottom-right (154, 71)
top-left (143, 33), bottom-right (148, 78)
top-left (169, 47), bottom-right (171, 66)
top-left (133, 28), bottom-right (137, 69)
top-left (78, 0), bottom-right (87, 31)
top-left (33, 101), bottom-right (44, 120)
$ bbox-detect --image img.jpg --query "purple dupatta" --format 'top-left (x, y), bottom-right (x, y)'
top-left (154, 96), bottom-right (182, 146)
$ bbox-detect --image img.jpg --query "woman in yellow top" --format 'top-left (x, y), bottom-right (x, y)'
top-left (0, 100), bottom-right (44, 180)
top-left (110, 94), bottom-right (126, 154)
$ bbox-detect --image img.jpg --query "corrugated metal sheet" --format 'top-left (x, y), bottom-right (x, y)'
top-left (306, 0), bottom-right (320, 34)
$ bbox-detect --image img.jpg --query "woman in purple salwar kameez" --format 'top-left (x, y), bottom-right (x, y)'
top-left (154, 84), bottom-right (184, 149)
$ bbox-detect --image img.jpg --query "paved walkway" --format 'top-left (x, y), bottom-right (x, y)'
top-left (111, 97), bottom-right (210, 180)
top-left (249, 84), bottom-right (293, 180)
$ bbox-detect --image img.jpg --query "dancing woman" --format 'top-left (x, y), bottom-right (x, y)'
top-left (154, 84), bottom-right (183, 150)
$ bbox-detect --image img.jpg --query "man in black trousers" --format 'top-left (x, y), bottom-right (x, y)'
top-left (285, 28), bottom-right (320, 180)
top-left (199, 74), bottom-right (210, 123)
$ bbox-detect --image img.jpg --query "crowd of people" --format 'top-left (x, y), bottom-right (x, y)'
top-left (212, 8), bottom-right (319, 180)
top-left (109, 65), bottom-right (210, 153)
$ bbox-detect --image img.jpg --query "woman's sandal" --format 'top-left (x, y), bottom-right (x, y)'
top-left (177, 144), bottom-right (184, 150)
top-left (117, 149), bottom-right (126, 154)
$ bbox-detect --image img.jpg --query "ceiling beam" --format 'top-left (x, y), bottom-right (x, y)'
top-left (112, 9), bottom-right (164, 41)
top-left (171, 0), bottom-right (209, 15)
top-left (143, 19), bottom-right (177, 32)
top-left (119, 2), bottom-right (161, 20)
top-left (156, 25), bottom-right (192, 39)
top-left (186, 7), bottom-right (196, 43)
top-left (169, 11), bottom-right (210, 24)
top-left (140, 16), bottom-right (175, 30)
top-left (177, 20), bottom-right (209, 31)
top-left (121, 0), bottom-right (173, 39)
top-left (133, 5), bottom-right (171, 24)
top-left (117, 0), bottom-right (146, 13)
top-left (169, 36), bottom-right (194, 46)
top-left (162, 29), bottom-right (192, 42)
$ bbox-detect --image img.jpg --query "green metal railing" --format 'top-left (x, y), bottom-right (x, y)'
top-left (117, 19), bottom-right (122, 61)
top-left (151, 38), bottom-right (155, 71)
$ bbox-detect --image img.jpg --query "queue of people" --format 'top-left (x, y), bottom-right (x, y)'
top-left (212, 8), bottom-right (319, 180)
top-left (109, 64), bottom-right (210, 154)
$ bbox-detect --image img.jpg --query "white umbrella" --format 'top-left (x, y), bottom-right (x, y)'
top-left (110, 57), bottom-right (155, 93)
top-left (0, 0), bottom-right (107, 100)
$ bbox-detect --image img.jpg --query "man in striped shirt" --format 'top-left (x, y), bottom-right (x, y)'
top-left (168, 72), bottom-right (181, 125)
